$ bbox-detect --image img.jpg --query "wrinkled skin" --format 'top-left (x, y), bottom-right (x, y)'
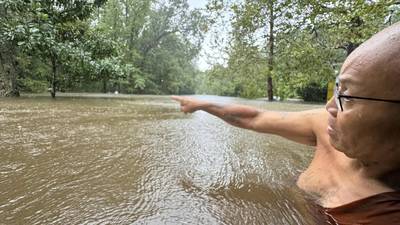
top-left (326, 23), bottom-right (400, 166)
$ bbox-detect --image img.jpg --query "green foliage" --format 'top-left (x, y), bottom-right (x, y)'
top-left (296, 82), bottom-right (327, 102)
top-left (201, 65), bottom-right (236, 96)
top-left (16, 52), bottom-right (50, 93)
top-left (2, 0), bottom-right (398, 99)
top-left (1, 0), bottom-right (204, 96)
top-left (202, 0), bottom-right (399, 101)
top-left (97, 0), bottom-right (206, 95)
top-left (303, 0), bottom-right (396, 49)
top-left (20, 77), bottom-right (48, 93)
top-left (0, 0), bottom-right (111, 96)
top-left (272, 29), bottom-right (341, 100)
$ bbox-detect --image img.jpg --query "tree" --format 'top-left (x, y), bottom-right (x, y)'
top-left (98, 0), bottom-right (206, 94)
top-left (208, 0), bottom-right (299, 100)
top-left (0, 0), bottom-right (206, 97)
top-left (0, 0), bottom-right (30, 96)
top-left (302, 0), bottom-right (399, 55)
top-left (0, 0), bottom-right (108, 98)
top-left (203, 0), bottom-right (400, 101)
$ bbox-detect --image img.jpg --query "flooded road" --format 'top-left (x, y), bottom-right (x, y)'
top-left (0, 94), bottom-right (323, 224)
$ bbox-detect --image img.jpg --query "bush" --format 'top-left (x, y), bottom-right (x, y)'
top-left (20, 78), bottom-right (48, 93)
top-left (297, 82), bottom-right (327, 102)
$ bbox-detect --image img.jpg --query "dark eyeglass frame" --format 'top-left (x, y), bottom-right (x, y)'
top-left (334, 81), bottom-right (400, 111)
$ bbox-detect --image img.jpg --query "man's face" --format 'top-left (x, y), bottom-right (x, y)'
top-left (325, 45), bottom-right (400, 161)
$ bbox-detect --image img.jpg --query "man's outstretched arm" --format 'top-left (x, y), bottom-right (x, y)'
top-left (171, 96), bottom-right (323, 146)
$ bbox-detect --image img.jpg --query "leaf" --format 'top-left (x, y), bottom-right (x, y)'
top-left (30, 28), bottom-right (39, 33)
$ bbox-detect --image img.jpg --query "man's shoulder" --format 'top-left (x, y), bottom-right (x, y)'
top-left (304, 108), bottom-right (329, 134)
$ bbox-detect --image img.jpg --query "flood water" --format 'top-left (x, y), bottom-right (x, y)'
top-left (0, 94), bottom-right (323, 225)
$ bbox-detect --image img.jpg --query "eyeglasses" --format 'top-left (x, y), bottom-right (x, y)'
top-left (334, 78), bottom-right (400, 111)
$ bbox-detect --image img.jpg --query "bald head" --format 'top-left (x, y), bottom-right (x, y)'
top-left (341, 22), bottom-right (400, 99)
top-left (330, 23), bottom-right (400, 163)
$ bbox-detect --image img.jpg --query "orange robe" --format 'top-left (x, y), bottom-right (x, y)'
top-left (316, 191), bottom-right (400, 225)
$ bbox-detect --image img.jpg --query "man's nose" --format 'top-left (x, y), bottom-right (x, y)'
top-left (326, 97), bottom-right (338, 117)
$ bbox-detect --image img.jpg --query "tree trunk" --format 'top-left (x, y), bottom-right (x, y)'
top-left (51, 57), bottom-right (57, 98)
top-left (0, 45), bottom-right (20, 97)
top-left (10, 58), bottom-right (19, 97)
top-left (0, 0), bottom-right (18, 97)
top-left (117, 79), bottom-right (121, 93)
top-left (267, 2), bottom-right (275, 101)
top-left (102, 78), bottom-right (107, 93)
top-left (0, 49), bottom-right (8, 96)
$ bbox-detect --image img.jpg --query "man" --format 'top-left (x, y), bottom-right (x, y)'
top-left (172, 22), bottom-right (400, 224)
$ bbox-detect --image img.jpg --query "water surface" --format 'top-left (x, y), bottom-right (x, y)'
top-left (0, 94), bottom-right (322, 224)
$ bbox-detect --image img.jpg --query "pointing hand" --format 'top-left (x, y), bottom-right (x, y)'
top-left (171, 96), bottom-right (203, 113)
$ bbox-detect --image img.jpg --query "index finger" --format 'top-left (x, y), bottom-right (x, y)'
top-left (171, 95), bottom-right (183, 101)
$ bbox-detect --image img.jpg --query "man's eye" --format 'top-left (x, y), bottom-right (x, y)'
top-left (342, 96), bottom-right (352, 102)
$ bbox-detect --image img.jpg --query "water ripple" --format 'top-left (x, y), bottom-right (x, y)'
top-left (0, 96), bottom-right (319, 224)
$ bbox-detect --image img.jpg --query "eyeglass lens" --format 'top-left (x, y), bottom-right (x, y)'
top-left (334, 81), bottom-right (343, 111)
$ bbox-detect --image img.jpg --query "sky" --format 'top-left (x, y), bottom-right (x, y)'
top-left (188, 0), bottom-right (210, 71)
top-left (188, 0), bottom-right (207, 9)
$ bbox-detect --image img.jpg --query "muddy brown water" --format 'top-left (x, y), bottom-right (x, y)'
top-left (0, 94), bottom-right (323, 225)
